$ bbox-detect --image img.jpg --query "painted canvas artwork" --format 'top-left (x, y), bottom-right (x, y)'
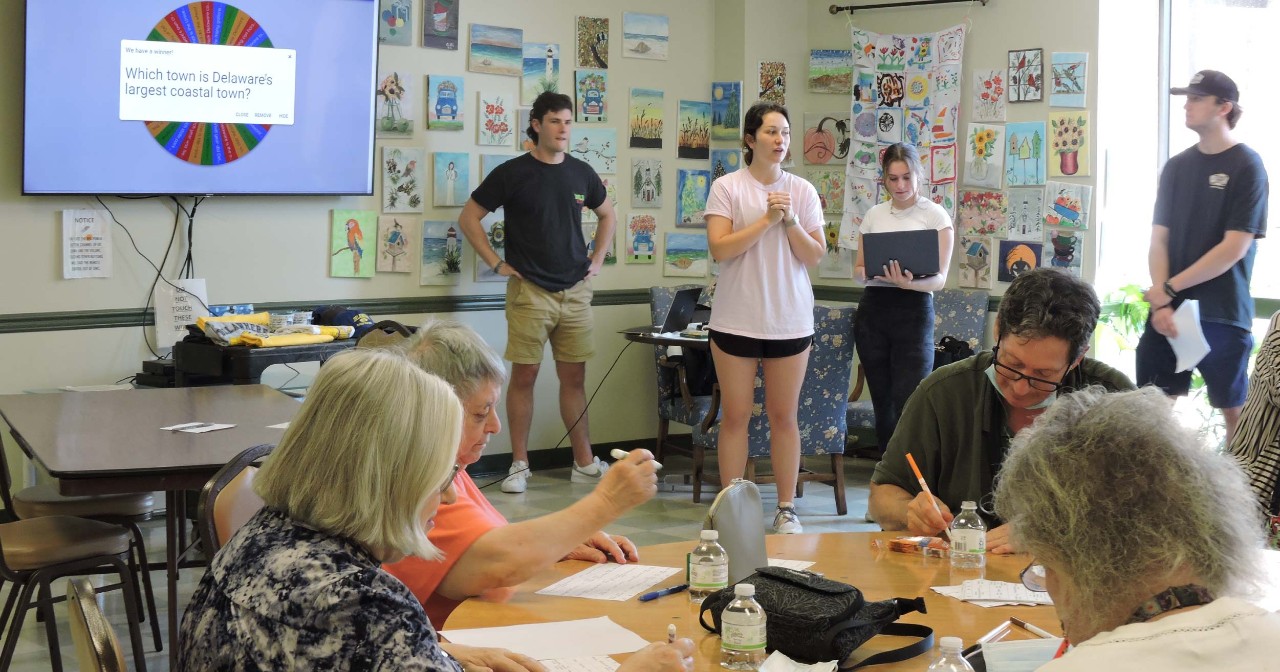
top-left (420, 220), bottom-right (463, 286)
top-left (330, 210), bottom-right (377, 278)
top-left (958, 235), bottom-right (993, 289)
top-left (480, 153), bottom-right (516, 181)
top-left (1004, 121), bottom-right (1047, 186)
top-left (903, 71), bottom-right (931, 108)
top-left (929, 144), bottom-right (957, 184)
top-left (711, 149), bottom-right (741, 180)
top-left (622, 12), bottom-right (668, 60)
top-left (625, 213), bottom-right (658, 263)
top-left (803, 112), bottom-right (851, 165)
top-left (576, 16), bottom-right (609, 69)
top-left (711, 81), bottom-right (742, 142)
top-left (631, 159), bottom-right (663, 208)
top-left (433, 152), bottom-right (469, 207)
top-left (516, 107), bottom-right (535, 151)
top-left (998, 240), bottom-right (1042, 282)
top-left (568, 128), bottom-right (617, 174)
top-left (877, 72), bottom-right (905, 107)
top-left (581, 176), bottom-right (617, 223)
top-left (427, 75), bottom-right (463, 131)
top-left (876, 107), bottom-right (902, 144)
top-left (1050, 52), bottom-right (1088, 108)
top-left (378, 0), bottom-right (412, 46)
top-left (809, 170), bottom-right (844, 215)
top-left (842, 176), bottom-right (878, 246)
top-left (818, 244), bottom-right (854, 279)
top-left (1049, 111), bottom-right (1089, 177)
top-left (849, 139), bottom-right (878, 178)
top-left (474, 209), bottom-right (506, 282)
top-left (628, 87), bottom-right (663, 149)
top-left (376, 216), bottom-right (413, 273)
top-left (675, 168), bottom-right (711, 228)
top-left (1044, 227), bottom-right (1083, 277)
top-left (957, 190), bottom-right (1008, 236)
top-left (852, 101), bottom-right (876, 143)
top-left (873, 33), bottom-right (907, 71)
top-left (664, 232), bottom-right (709, 278)
top-left (582, 222), bottom-right (617, 265)
top-left (422, 0), bottom-right (459, 50)
top-left (972, 69), bottom-right (1005, 122)
top-left (677, 100), bottom-right (711, 160)
top-left (1008, 48), bottom-right (1043, 103)
top-left (575, 69), bottom-right (608, 122)
top-left (477, 92), bottom-right (515, 146)
top-left (469, 24), bottom-right (522, 77)
top-left (1043, 181), bottom-right (1092, 229)
top-left (758, 61), bottom-right (786, 105)
top-left (522, 43), bottom-right (560, 105)
top-left (928, 182), bottom-right (956, 218)
top-left (903, 107), bottom-right (930, 148)
top-left (1006, 188), bottom-right (1045, 241)
top-left (382, 146), bottom-right (423, 213)
top-left (808, 49), bottom-right (853, 94)
top-left (965, 123), bottom-right (1005, 189)
top-left (375, 70), bottom-right (414, 138)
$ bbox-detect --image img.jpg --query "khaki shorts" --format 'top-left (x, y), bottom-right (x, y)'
top-left (504, 276), bottom-right (595, 364)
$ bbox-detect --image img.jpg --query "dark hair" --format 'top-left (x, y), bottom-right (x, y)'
top-left (1217, 97), bottom-right (1243, 129)
top-left (527, 91), bottom-right (573, 144)
top-left (880, 143), bottom-right (925, 192)
top-left (996, 268), bottom-right (1100, 363)
top-left (742, 101), bottom-right (789, 166)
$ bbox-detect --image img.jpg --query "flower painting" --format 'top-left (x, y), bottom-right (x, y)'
top-left (626, 213), bottom-right (657, 263)
top-left (375, 70), bottom-right (414, 137)
top-left (809, 170), bottom-right (845, 215)
top-left (972, 69), bottom-right (1005, 122)
top-left (476, 92), bottom-right (513, 146)
top-left (1049, 111), bottom-right (1089, 177)
top-left (965, 123), bottom-right (1004, 189)
top-left (575, 69), bottom-right (608, 122)
top-left (958, 189), bottom-right (1008, 236)
top-left (1007, 48), bottom-right (1043, 103)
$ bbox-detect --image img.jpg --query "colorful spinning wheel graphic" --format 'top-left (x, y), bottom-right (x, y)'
top-left (144, 2), bottom-right (274, 165)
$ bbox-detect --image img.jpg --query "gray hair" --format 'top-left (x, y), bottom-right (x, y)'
top-left (994, 386), bottom-right (1264, 635)
top-left (400, 318), bottom-right (507, 400)
top-left (995, 268), bottom-right (1100, 362)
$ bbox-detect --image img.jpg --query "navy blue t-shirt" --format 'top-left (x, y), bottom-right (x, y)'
top-left (470, 153), bottom-right (606, 292)
top-left (1154, 143), bottom-right (1268, 329)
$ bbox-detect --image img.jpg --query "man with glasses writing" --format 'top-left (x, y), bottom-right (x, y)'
top-left (868, 269), bottom-right (1134, 553)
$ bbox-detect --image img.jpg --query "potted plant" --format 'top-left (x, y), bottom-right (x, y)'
top-left (968, 127), bottom-right (998, 180)
top-left (1050, 115), bottom-right (1086, 175)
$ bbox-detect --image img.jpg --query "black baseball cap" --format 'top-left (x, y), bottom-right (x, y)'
top-left (1170, 70), bottom-right (1239, 102)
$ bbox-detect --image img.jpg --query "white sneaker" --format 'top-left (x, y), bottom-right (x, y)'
top-left (570, 456), bottom-right (610, 483)
top-left (773, 504), bottom-right (803, 534)
top-left (501, 460), bottom-right (529, 493)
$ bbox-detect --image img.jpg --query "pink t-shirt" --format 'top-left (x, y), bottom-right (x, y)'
top-left (382, 470), bottom-right (507, 629)
top-left (703, 169), bottom-right (824, 339)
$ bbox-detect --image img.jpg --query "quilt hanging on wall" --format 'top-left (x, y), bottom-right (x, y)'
top-left (840, 23), bottom-right (966, 249)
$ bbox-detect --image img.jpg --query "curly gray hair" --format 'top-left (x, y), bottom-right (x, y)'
top-left (994, 386), bottom-right (1264, 634)
top-left (400, 318), bottom-right (507, 400)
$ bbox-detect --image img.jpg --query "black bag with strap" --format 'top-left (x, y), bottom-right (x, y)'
top-left (933, 335), bottom-right (976, 370)
top-left (698, 566), bottom-right (932, 668)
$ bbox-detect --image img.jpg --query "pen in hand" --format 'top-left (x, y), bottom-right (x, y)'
top-left (1010, 617), bottom-right (1056, 639)
top-left (667, 623), bottom-right (676, 644)
top-left (638, 584), bottom-right (688, 602)
top-left (610, 448), bottom-right (663, 471)
top-left (905, 452), bottom-right (952, 543)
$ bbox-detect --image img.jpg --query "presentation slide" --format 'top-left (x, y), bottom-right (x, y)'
top-left (24, 0), bottom-right (377, 195)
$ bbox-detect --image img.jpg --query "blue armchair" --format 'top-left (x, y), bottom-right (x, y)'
top-left (690, 305), bottom-right (854, 514)
top-left (650, 285), bottom-right (715, 462)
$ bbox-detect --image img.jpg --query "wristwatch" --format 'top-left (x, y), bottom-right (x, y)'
top-left (492, 260), bottom-right (507, 274)
top-left (1163, 279), bottom-right (1179, 300)
top-left (782, 216), bottom-right (798, 228)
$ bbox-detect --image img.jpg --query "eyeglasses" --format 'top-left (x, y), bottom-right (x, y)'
top-left (991, 346), bottom-right (1068, 393)
top-left (442, 464), bottom-right (462, 493)
top-left (1021, 560), bottom-right (1048, 592)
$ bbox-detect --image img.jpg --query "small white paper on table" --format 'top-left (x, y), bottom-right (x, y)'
top-left (540, 657), bottom-right (621, 672)
top-left (535, 563), bottom-right (681, 601)
top-left (1168, 300), bottom-right (1211, 372)
top-left (442, 616), bottom-right (649, 660)
top-left (760, 650), bottom-right (837, 672)
top-left (161, 422), bottom-right (236, 434)
top-left (930, 580), bottom-right (1052, 607)
top-left (61, 384), bottom-right (134, 392)
top-left (767, 558), bottom-right (816, 571)
top-left (267, 422), bottom-right (291, 429)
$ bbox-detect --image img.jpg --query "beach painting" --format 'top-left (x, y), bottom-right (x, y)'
top-left (710, 81), bottom-right (742, 142)
top-left (376, 216), bottom-right (413, 273)
top-left (567, 127), bottom-right (617, 174)
top-left (711, 149), bottom-right (741, 180)
top-left (576, 16), bottom-right (609, 69)
top-left (677, 100), bottom-right (711, 160)
top-left (664, 232), bottom-right (709, 278)
top-left (427, 74), bottom-right (464, 131)
top-left (622, 12), bottom-right (668, 60)
top-left (676, 168), bottom-right (711, 228)
top-left (808, 49), bottom-right (853, 94)
top-left (468, 24), bottom-right (522, 77)
top-left (420, 220), bottom-right (463, 286)
top-left (521, 43), bottom-right (560, 105)
top-left (575, 69), bottom-right (608, 123)
top-left (631, 159), bottom-right (663, 208)
top-left (629, 87), bottom-right (664, 149)
top-left (433, 152), bottom-right (469, 207)
top-left (474, 209), bottom-right (507, 282)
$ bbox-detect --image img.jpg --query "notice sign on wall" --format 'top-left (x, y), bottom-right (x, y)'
top-left (154, 278), bottom-right (210, 349)
top-left (62, 210), bottom-right (113, 279)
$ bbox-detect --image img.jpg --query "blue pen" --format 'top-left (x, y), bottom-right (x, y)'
top-left (638, 584), bottom-right (689, 602)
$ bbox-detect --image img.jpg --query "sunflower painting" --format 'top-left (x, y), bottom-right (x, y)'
top-left (964, 123), bottom-right (1004, 189)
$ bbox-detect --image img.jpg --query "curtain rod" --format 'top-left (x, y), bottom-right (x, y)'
top-left (829, 0), bottom-right (986, 14)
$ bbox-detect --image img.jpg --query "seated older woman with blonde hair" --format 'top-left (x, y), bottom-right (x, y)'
top-left (994, 386), bottom-right (1280, 670)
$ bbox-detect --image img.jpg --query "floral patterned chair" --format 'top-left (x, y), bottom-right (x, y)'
top-left (690, 305), bottom-right (854, 515)
top-left (847, 288), bottom-right (990, 456)
top-left (650, 285), bottom-right (715, 463)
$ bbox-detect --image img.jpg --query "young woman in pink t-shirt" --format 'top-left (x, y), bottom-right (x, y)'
top-left (704, 102), bottom-right (825, 533)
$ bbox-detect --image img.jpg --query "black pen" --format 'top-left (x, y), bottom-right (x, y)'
top-left (638, 584), bottom-right (689, 602)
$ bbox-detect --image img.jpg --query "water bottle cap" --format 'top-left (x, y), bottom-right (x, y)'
top-left (700, 529), bottom-right (719, 540)
top-left (940, 636), bottom-right (963, 651)
top-left (960, 500), bottom-right (977, 510)
top-left (734, 584), bottom-right (755, 597)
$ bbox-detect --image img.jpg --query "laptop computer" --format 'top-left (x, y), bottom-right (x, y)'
top-left (622, 287), bottom-right (702, 335)
top-left (861, 229), bottom-right (941, 278)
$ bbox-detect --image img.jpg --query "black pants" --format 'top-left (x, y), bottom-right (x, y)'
top-left (853, 287), bottom-right (935, 453)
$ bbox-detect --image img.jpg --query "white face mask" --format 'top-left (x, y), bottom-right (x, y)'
top-left (985, 364), bottom-right (1058, 410)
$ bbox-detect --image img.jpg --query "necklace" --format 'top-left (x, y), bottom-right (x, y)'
top-left (1126, 584), bottom-right (1215, 624)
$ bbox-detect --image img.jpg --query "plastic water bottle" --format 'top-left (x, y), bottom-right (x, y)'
top-left (688, 529), bottom-right (728, 604)
top-left (720, 584), bottom-right (767, 670)
top-left (949, 501), bottom-right (987, 571)
top-left (926, 636), bottom-right (975, 671)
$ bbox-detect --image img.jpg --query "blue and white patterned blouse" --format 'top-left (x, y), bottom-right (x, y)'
top-left (178, 507), bottom-right (463, 672)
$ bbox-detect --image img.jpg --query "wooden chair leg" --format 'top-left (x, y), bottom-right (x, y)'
top-left (692, 443), bottom-right (704, 504)
top-left (655, 417), bottom-right (670, 464)
top-left (832, 454), bottom-right (847, 516)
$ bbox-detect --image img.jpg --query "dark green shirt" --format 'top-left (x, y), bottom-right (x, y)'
top-left (871, 351), bottom-right (1135, 526)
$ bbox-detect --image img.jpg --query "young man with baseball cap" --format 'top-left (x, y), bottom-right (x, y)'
top-left (1139, 70), bottom-right (1269, 444)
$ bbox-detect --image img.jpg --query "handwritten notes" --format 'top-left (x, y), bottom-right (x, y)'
top-left (931, 580), bottom-right (1053, 607)
top-left (442, 616), bottom-right (649, 660)
top-left (536, 564), bottom-right (681, 601)
top-left (540, 657), bottom-right (621, 672)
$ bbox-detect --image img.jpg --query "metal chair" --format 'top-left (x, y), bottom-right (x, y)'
top-left (67, 577), bottom-right (127, 672)
top-left (197, 444), bottom-right (273, 556)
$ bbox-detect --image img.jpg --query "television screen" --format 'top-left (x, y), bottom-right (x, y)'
top-left (23, 0), bottom-right (378, 195)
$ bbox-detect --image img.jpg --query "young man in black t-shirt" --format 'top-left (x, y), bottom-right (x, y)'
top-left (1140, 70), bottom-right (1269, 445)
top-left (458, 92), bottom-right (615, 493)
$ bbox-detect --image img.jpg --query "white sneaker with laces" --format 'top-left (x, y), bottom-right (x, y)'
top-left (501, 460), bottom-right (529, 493)
top-left (773, 504), bottom-right (803, 534)
top-left (569, 456), bottom-right (610, 483)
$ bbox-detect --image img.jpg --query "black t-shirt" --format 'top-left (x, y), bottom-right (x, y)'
top-left (470, 153), bottom-right (606, 292)
top-left (1154, 143), bottom-right (1268, 329)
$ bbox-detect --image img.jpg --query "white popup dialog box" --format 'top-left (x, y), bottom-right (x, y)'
top-left (119, 39), bottom-right (296, 125)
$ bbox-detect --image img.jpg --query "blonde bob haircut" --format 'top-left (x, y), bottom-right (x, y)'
top-left (253, 348), bottom-right (461, 560)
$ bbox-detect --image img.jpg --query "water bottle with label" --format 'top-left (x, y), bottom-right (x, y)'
top-left (949, 501), bottom-right (987, 570)
top-left (688, 529), bottom-right (728, 603)
top-left (720, 583), bottom-right (767, 670)
top-left (925, 636), bottom-right (975, 672)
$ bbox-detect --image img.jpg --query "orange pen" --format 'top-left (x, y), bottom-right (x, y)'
top-left (906, 453), bottom-right (951, 542)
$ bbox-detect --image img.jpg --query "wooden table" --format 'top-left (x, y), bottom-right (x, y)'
top-left (446, 531), bottom-right (1058, 670)
top-left (0, 384), bottom-right (303, 668)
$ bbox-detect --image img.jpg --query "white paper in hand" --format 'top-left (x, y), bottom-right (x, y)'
top-left (1167, 300), bottom-right (1211, 372)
